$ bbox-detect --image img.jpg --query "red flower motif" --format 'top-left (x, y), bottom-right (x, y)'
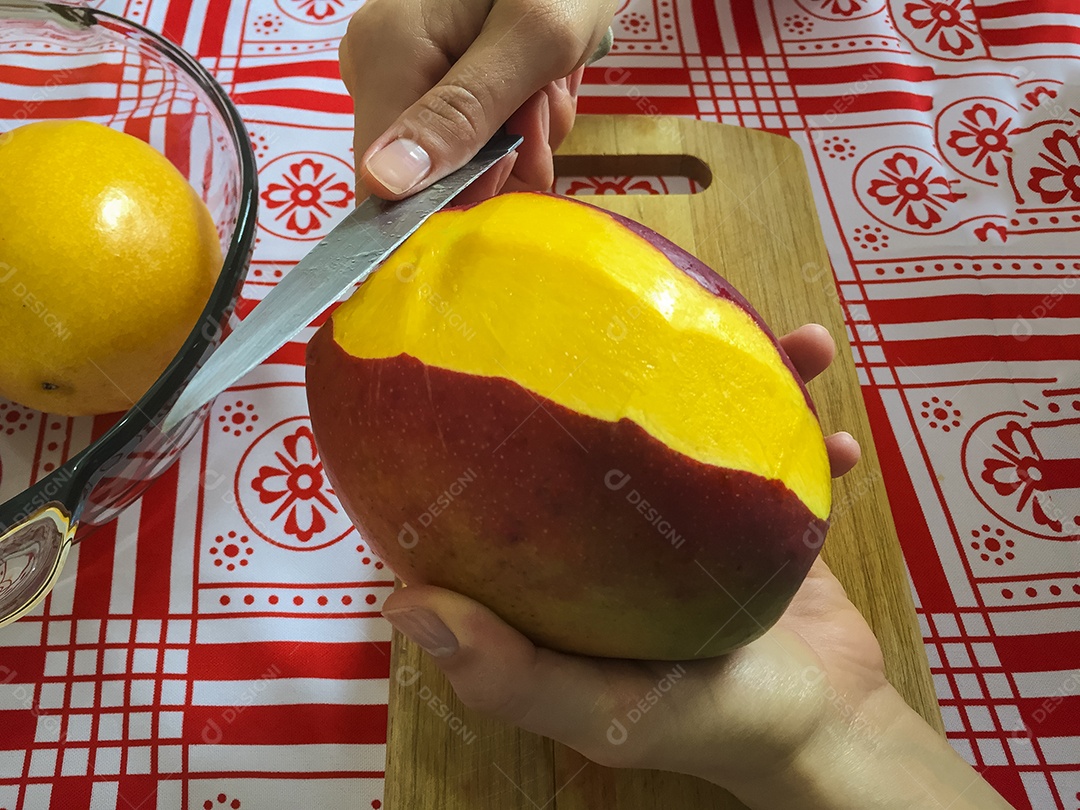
top-left (981, 421), bottom-right (1070, 533)
top-left (866, 152), bottom-right (965, 229)
top-left (902, 0), bottom-right (979, 56)
top-left (250, 425), bottom-right (338, 543)
top-left (289, 0), bottom-right (344, 20)
top-left (802, 0), bottom-right (865, 17)
top-left (564, 176), bottom-right (665, 196)
top-left (1027, 129), bottom-right (1080, 205)
top-left (974, 222), bottom-right (1007, 243)
top-left (1023, 85), bottom-right (1057, 111)
top-left (260, 158), bottom-right (354, 236)
top-left (945, 103), bottom-right (1012, 177)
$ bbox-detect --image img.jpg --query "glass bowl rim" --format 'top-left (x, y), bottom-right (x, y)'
top-left (0, 2), bottom-right (258, 526)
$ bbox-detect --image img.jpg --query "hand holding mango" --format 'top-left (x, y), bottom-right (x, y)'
top-left (307, 193), bottom-right (838, 659)
top-left (306, 192), bottom-right (1010, 808)
top-left (335, 1), bottom-right (1010, 805)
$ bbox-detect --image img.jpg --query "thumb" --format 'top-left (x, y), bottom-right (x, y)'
top-left (359, 5), bottom-right (602, 198)
top-left (382, 584), bottom-right (639, 767)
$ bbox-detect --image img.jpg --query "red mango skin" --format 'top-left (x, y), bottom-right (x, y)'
top-left (306, 330), bottom-right (828, 660)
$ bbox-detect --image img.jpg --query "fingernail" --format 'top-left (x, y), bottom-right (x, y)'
top-left (384, 607), bottom-right (459, 657)
top-left (366, 138), bottom-right (431, 195)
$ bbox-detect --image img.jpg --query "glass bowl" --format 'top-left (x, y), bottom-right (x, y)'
top-left (0, 0), bottom-right (257, 625)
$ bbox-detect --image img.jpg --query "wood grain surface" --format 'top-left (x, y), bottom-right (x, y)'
top-left (384, 115), bottom-right (943, 809)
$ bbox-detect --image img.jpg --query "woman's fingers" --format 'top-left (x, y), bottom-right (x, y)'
top-left (778, 324), bottom-right (861, 478)
top-left (826, 431), bottom-right (861, 478)
top-left (778, 323), bottom-right (835, 384)
top-left (382, 584), bottom-right (652, 768)
top-left (357, 2), bottom-right (604, 199)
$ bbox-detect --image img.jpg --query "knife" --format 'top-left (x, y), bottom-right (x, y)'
top-left (160, 130), bottom-right (524, 433)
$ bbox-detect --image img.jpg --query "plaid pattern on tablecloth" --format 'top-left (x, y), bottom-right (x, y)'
top-left (1, 0), bottom-right (1078, 807)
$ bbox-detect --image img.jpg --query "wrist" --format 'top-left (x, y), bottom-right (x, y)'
top-left (718, 685), bottom-right (1010, 810)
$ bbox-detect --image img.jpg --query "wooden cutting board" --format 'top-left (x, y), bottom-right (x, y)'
top-left (383, 115), bottom-right (943, 809)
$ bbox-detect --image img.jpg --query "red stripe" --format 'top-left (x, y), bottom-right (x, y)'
top-left (183, 703), bottom-right (388, 745)
top-left (0, 646), bottom-right (45, 679)
top-left (982, 25), bottom-right (1080, 47)
top-left (886, 334), bottom-right (1077, 365)
top-left (0, 63), bottom-right (123, 87)
top-left (992, 631), bottom-right (1080, 672)
top-left (163, 111), bottom-right (195, 181)
top-left (691, 0), bottom-right (725, 54)
top-left (116, 776), bottom-right (159, 809)
top-left (198, 3), bottom-right (229, 58)
top-left (861, 388), bottom-right (954, 609)
top-left (41, 778), bottom-right (92, 809)
top-left (28, 414), bottom-right (47, 487)
top-left (91, 412), bottom-right (123, 442)
top-left (266, 340), bottom-right (308, 366)
top-left (0, 710), bottom-right (37, 745)
top-left (189, 641), bottom-right (391, 680)
top-left (979, 0), bottom-right (1079, 19)
top-left (798, 91), bottom-right (934, 116)
top-left (132, 462), bottom-right (179, 617)
top-left (0, 99), bottom-right (118, 119)
top-left (121, 116), bottom-right (152, 155)
top-left (234, 61), bottom-right (343, 84)
top-left (581, 66), bottom-right (690, 87)
top-left (977, 766), bottom-right (1032, 810)
top-left (730, 0), bottom-right (764, 54)
top-left (72, 521), bottom-right (117, 616)
top-left (160, 0), bottom-right (192, 46)
top-left (1017, 695), bottom-right (1080, 737)
top-left (868, 294), bottom-right (1080, 323)
top-left (576, 96), bottom-right (700, 117)
top-left (789, 63), bottom-right (937, 86)
top-left (234, 296), bottom-right (258, 321)
top-left (235, 90), bottom-right (352, 113)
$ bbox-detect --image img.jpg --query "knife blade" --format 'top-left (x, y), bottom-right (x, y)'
top-left (161, 131), bottom-right (523, 433)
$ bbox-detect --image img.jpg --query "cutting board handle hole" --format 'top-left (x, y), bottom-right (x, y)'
top-left (552, 154), bottom-right (711, 195)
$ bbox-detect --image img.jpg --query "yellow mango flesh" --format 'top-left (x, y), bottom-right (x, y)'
top-left (333, 193), bottom-right (830, 520)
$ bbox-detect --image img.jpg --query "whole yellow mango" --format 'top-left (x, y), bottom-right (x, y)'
top-left (0, 120), bottom-right (221, 415)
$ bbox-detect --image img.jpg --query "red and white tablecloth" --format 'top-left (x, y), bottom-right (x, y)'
top-left (1, 0), bottom-right (1078, 808)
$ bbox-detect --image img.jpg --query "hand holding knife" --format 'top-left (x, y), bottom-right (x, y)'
top-left (163, 29), bottom-right (614, 432)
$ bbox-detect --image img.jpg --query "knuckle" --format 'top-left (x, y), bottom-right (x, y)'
top-left (344, 0), bottom-right (392, 50)
top-left (530, 3), bottom-right (589, 67)
top-left (451, 678), bottom-right (525, 720)
top-left (414, 84), bottom-right (487, 143)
